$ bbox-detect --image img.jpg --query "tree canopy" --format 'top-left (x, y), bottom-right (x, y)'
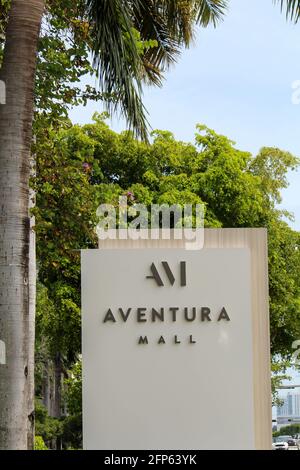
top-left (35, 114), bottom-right (300, 362)
top-left (32, 115), bottom-right (300, 447)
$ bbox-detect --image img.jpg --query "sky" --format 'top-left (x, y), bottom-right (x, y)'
top-left (70, 0), bottom-right (300, 231)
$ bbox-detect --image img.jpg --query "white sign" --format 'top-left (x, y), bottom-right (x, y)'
top-left (82, 248), bottom-right (254, 449)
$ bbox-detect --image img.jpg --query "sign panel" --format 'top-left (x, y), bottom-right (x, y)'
top-left (82, 248), bottom-right (254, 449)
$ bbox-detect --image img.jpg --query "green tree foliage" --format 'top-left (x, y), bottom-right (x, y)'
top-left (1, 0), bottom-right (228, 137)
top-left (273, 424), bottom-right (300, 437)
top-left (36, 1), bottom-right (101, 122)
top-left (1, 1), bottom-right (102, 126)
top-left (34, 115), bottom-right (300, 448)
top-left (62, 361), bottom-right (83, 449)
top-left (35, 401), bottom-right (63, 445)
top-left (271, 358), bottom-right (292, 407)
top-left (34, 436), bottom-right (48, 450)
top-left (64, 361), bottom-right (82, 416)
top-left (33, 123), bottom-right (99, 361)
top-left (35, 114), bottom-right (300, 357)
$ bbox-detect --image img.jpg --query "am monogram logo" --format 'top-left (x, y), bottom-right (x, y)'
top-left (146, 261), bottom-right (187, 287)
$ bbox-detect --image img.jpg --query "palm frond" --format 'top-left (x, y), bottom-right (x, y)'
top-left (193, 0), bottom-right (228, 28)
top-left (134, 1), bottom-right (228, 72)
top-left (132, 1), bottom-right (180, 71)
top-left (275, 0), bottom-right (300, 23)
top-left (85, 0), bottom-right (228, 140)
top-left (86, 0), bottom-right (149, 140)
top-left (156, 1), bottom-right (196, 45)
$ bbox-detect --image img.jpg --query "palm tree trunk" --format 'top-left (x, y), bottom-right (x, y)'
top-left (0, 0), bottom-right (44, 450)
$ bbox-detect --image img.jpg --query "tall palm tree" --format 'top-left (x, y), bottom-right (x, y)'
top-left (0, 0), bottom-right (45, 450)
top-left (0, 0), bottom-right (227, 449)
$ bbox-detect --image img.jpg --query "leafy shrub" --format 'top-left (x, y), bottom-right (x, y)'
top-left (34, 436), bottom-right (48, 450)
